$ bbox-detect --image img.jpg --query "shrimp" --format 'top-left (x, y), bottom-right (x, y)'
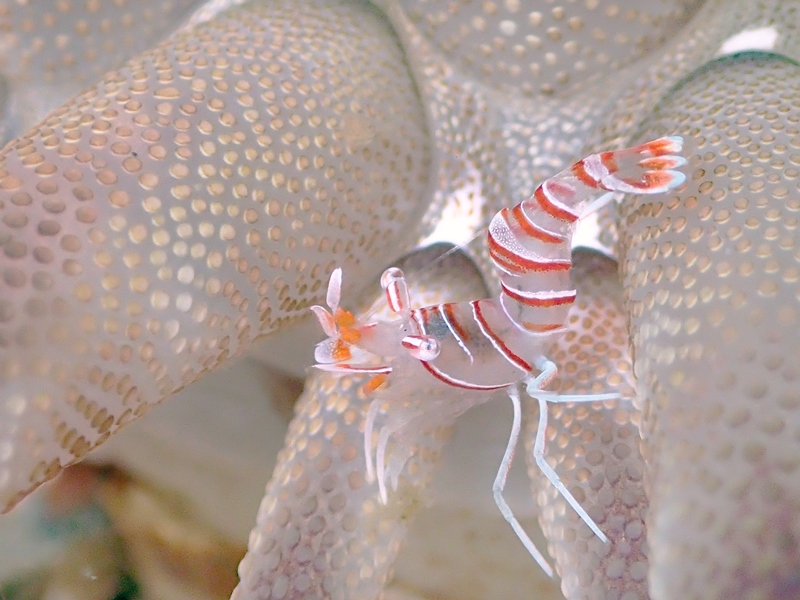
top-left (310, 136), bottom-right (686, 576)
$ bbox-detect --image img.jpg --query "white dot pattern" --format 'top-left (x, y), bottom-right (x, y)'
top-left (0, 0), bottom-right (430, 512)
top-left (233, 246), bottom-right (488, 600)
top-left (525, 251), bottom-right (648, 600)
top-left (588, 0), bottom-right (800, 255)
top-left (0, 0), bottom-right (798, 598)
top-left (0, 0), bottom-right (204, 139)
top-left (621, 53), bottom-right (800, 599)
top-left (398, 0), bottom-right (703, 97)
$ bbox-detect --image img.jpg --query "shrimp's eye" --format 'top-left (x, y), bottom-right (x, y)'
top-left (380, 267), bottom-right (405, 290)
top-left (401, 335), bottom-right (440, 361)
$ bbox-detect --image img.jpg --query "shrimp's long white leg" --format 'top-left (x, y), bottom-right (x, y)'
top-left (364, 399), bottom-right (382, 483)
top-left (529, 356), bottom-right (558, 390)
top-left (493, 385), bottom-right (555, 578)
top-left (371, 419), bottom-right (409, 504)
top-left (580, 190), bottom-right (617, 219)
top-left (531, 393), bottom-right (609, 543)
top-left (376, 425), bottom-right (393, 504)
top-left (535, 392), bottom-right (621, 403)
top-left (525, 356), bottom-right (620, 404)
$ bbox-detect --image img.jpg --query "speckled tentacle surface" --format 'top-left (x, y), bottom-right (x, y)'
top-left (1, 0), bottom-right (800, 598)
top-left (592, 0), bottom-right (800, 151)
top-left (378, 0), bottom-right (704, 255)
top-left (622, 53), bottom-right (800, 599)
top-left (233, 246), bottom-right (488, 600)
top-left (525, 250), bottom-right (648, 600)
top-left (0, 0), bottom-right (430, 512)
top-left (588, 0), bottom-right (800, 254)
top-left (0, 0), bottom-right (205, 140)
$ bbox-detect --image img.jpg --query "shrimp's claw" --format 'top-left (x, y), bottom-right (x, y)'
top-left (311, 268), bottom-right (348, 346)
top-left (311, 267), bottom-right (389, 373)
top-left (310, 305), bottom-right (337, 338)
top-left (327, 267), bottom-right (343, 312)
top-left (314, 363), bottom-right (392, 375)
top-left (313, 332), bottom-right (374, 365)
top-left (595, 135), bottom-right (687, 194)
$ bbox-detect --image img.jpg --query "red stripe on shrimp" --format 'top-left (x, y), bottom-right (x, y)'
top-left (534, 186), bottom-right (580, 223)
top-left (642, 136), bottom-right (683, 156)
top-left (500, 282), bottom-right (577, 308)
top-left (385, 284), bottom-right (406, 313)
top-left (507, 205), bottom-right (564, 244)
top-left (441, 303), bottom-right (470, 343)
top-left (488, 233), bottom-right (571, 274)
top-left (420, 360), bottom-right (509, 391)
top-left (471, 301), bottom-right (532, 373)
top-left (411, 308), bottom-right (429, 335)
top-left (438, 304), bottom-right (474, 361)
top-left (419, 306), bottom-right (433, 329)
top-left (571, 159), bottom-right (603, 189)
top-left (598, 151), bottom-right (619, 173)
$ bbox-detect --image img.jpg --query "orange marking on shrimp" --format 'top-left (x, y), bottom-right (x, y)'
top-left (339, 326), bottom-right (361, 344)
top-left (472, 301), bottom-right (532, 372)
top-left (420, 360), bottom-right (509, 391)
top-left (638, 157), bottom-right (675, 170)
top-left (334, 308), bottom-right (356, 328)
top-left (571, 159), bottom-right (600, 188)
top-left (598, 151), bottom-right (619, 173)
top-left (521, 322), bottom-right (564, 333)
top-left (645, 138), bottom-right (680, 155)
top-left (331, 339), bottom-right (352, 361)
top-left (363, 374), bottom-right (388, 394)
top-left (419, 306), bottom-right (432, 329)
top-left (621, 171), bottom-right (675, 191)
top-left (501, 283), bottom-right (576, 308)
top-left (644, 171), bottom-right (675, 188)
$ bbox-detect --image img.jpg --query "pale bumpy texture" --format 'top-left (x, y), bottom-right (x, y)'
top-left (526, 250), bottom-right (648, 600)
top-left (89, 355), bottom-right (300, 543)
top-left (593, 0), bottom-right (800, 152)
top-left (0, 0), bottom-right (430, 512)
top-left (393, 504), bottom-right (560, 599)
top-left (0, 0), bottom-right (205, 140)
top-left (588, 0), bottom-right (800, 255)
top-left (380, 0), bottom-right (704, 257)
top-left (621, 53), bottom-right (800, 599)
top-left (1, 0), bottom-right (800, 599)
top-left (396, 0), bottom-right (703, 97)
top-left (233, 246), bottom-right (488, 600)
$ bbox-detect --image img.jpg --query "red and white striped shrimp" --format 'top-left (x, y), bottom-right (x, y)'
top-left (311, 136), bottom-right (686, 575)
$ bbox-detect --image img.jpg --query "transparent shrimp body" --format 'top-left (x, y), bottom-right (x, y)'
top-left (311, 136), bottom-right (687, 576)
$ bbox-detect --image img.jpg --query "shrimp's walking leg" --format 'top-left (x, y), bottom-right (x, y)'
top-left (376, 424), bottom-right (394, 504)
top-left (525, 357), bottom-right (618, 539)
top-left (364, 398), bottom-right (382, 483)
top-left (529, 357), bottom-right (558, 390)
top-left (530, 393), bottom-right (610, 543)
top-left (493, 385), bottom-right (555, 577)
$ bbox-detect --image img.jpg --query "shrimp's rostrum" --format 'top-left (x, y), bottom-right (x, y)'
top-left (311, 136), bottom-right (687, 576)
